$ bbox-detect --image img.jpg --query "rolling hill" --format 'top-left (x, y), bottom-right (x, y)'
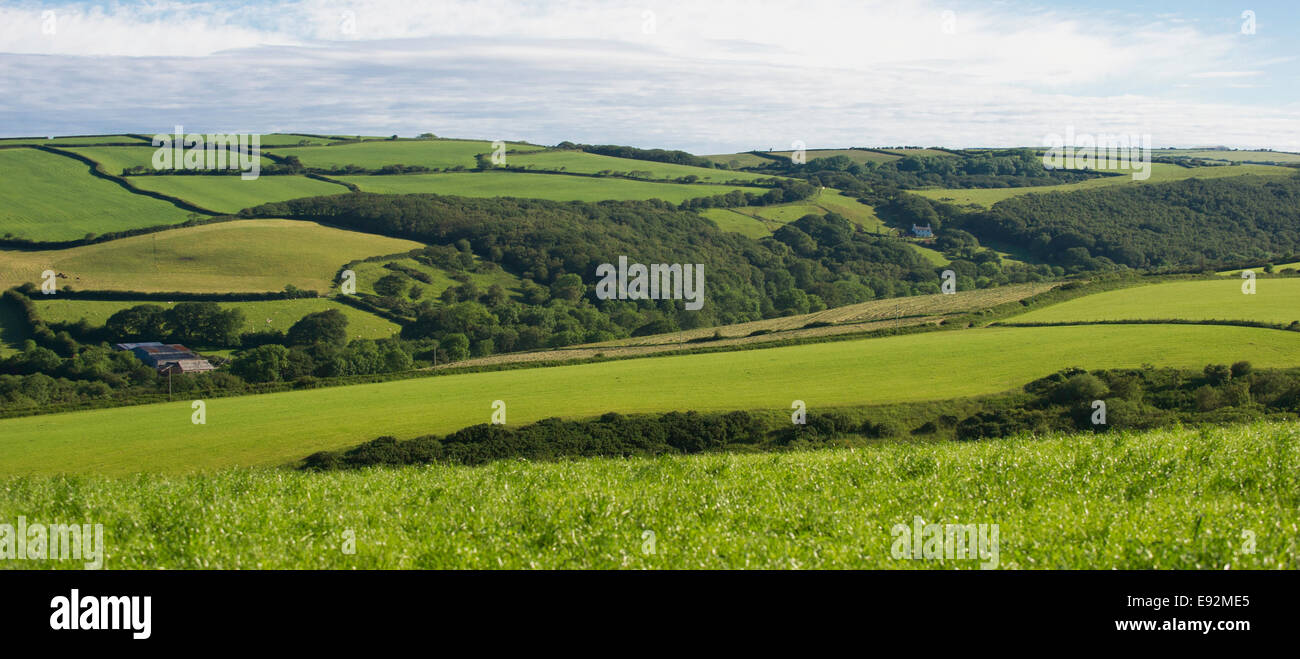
top-left (3, 323), bottom-right (1299, 475)
top-left (0, 148), bottom-right (194, 241)
top-left (0, 220), bottom-right (423, 293)
top-left (337, 171), bottom-right (768, 202)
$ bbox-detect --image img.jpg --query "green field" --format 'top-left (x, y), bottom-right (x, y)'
top-left (504, 150), bottom-right (774, 182)
top-left (697, 208), bottom-right (774, 238)
top-left (258, 134), bottom-right (346, 147)
top-left (813, 189), bottom-right (887, 230)
top-left (32, 297), bottom-right (399, 341)
top-left (2, 421), bottom-right (1294, 568)
top-left (882, 148), bottom-right (957, 157)
top-left (699, 189), bottom-right (886, 236)
top-left (127, 175), bottom-right (347, 213)
top-left (1008, 278), bottom-right (1300, 325)
top-left (0, 220), bottom-right (422, 293)
top-left (700, 152), bottom-right (777, 168)
top-left (349, 257), bottom-right (522, 299)
top-left (338, 171), bottom-right (766, 203)
top-left (0, 149), bottom-right (192, 241)
top-left (1161, 149), bottom-right (1300, 164)
top-left (1218, 262), bottom-right (1300, 275)
top-left (3, 323), bottom-right (1300, 476)
top-left (65, 146), bottom-right (276, 175)
top-left (908, 243), bottom-right (951, 266)
top-left (0, 294), bottom-right (30, 357)
top-left (913, 163), bottom-right (1296, 207)
top-left (0, 135), bottom-right (148, 145)
top-left (765, 149), bottom-right (902, 165)
top-left (697, 189), bottom-right (930, 259)
top-left (264, 139), bottom-right (544, 170)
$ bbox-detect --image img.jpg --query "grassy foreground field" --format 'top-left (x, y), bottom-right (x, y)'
top-left (3, 323), bottom-right (1300, 476)
top-left (339, 171), bottom-right (766, 203)
top-left (0, 149), bottom-right (191, 241)
top-left (913, 163), bottom-right (1295, 207)
top-left (0, 219), bottom-right (422, 293)
top-left (1008, 278), bottom-right (1300, 325)
top-left (3, 421), bottom-right (1294, 569)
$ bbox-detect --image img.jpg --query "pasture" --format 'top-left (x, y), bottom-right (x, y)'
top-left (699, 189), bottom-right (886, 236)
top-left (32, 297), bottom-right (400, 341)
top-left (0, 220), bottom-right (422, 293)
top-left (1006, 278), bottom-right (1300, 326)
top-left (258, 134), bottom-right (346, 146)
top-left (65, 146), bottom-right (276, 175)
top-left (1162, 149), bottom-right (1300, 164)
top-left (1218, 262), bottom-right (1300, 276)
top-left (3, 323), bottom-right (1300, 475)
top-left (348, 257), bottom-right (522, 299)
top-left (0, 135), bottom-right (148, 145)
top-left (264, 139), bottom-right (544, 170)
top-left (912, 163), bottom-right (1296, 207)
top-left (698, 208), bottom-right (773, 238)
top-left (338, 171), bottom-right (766, 203)
top-left (0, 296), bottom-right (30, 357)
top-left (766, 149), bottom-right (902, 165)
top-left (2, 421), bottom-right (1295, 568)
top-left (0, 149), bottom-right (192, 241)
top-left (127, 175), bottom-right (348, 213)
top-left (504, 149), bottom-right (774, 182)
top-left (700, 152), bottom-right (776, 168)
top-left (881, 148), bottom-right (957, 157)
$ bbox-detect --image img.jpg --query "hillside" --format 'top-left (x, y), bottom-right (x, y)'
top-left (0, 148), bottom-right (194, 241)
top-left (0, 220), bottom-right (422, 293)
top-left (3, 322), bottom-right (1299, 475)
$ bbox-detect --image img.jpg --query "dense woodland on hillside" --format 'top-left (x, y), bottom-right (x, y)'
top-left (247, 194), bottom-right (1045, 348)
top-left (755, 149), bottom-right (1107, 194)
top-left (952, 175), bottom-right (1300, 270)
top-left (556, 141), bottom-right (718, 169)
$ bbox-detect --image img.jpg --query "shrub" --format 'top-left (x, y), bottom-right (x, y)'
top-left (1204, 363), bottom-right (1232, 386)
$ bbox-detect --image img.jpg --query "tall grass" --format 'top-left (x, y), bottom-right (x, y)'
top-left (2, 422), bottom-right (1295, 569)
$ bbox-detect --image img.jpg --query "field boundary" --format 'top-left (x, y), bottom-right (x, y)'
top-left (995, 317), bottom-right (1300, 332)
top-left (38, 146), bottom-right (224, 215)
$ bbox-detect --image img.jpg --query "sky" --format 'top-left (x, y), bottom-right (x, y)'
top-left (0, 0), bottom-right (1296, 154)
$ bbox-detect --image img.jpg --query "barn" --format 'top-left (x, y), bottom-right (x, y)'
top-left (114, 342), bottom-right (215, 374)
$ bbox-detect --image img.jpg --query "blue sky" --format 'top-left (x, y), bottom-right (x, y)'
top-left (0, 0), bottom-right (1296, 153)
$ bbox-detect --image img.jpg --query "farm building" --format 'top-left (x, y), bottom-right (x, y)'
top-left (911, 224), bottom-right (933, 238)
top-left (114, 342), bottom-right (215, 374)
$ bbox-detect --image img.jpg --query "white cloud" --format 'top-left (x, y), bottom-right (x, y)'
top-left (1190, 71), bottom-right (1264, 78)
top-left (0, 0), bottom-right (1295, 152)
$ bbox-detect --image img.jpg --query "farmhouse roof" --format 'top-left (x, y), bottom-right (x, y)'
top-left (158, 359), bottom-right (216, 374)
